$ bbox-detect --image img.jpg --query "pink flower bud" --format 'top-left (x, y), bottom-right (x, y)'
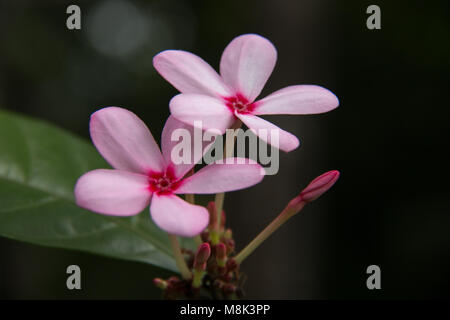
top-left (299, 170), bottom-right (340, 203)
top-left (224, 228), bottom-right (233, 239)
top-left (224, 238), bottom-right (235, 253)
top-left (153, 278), bottom-right (167, 290)
top-left (193, 243), bottom-right (211, 271)
top-left (226, 258), bottom-right (238, 271)
top-left (167, 276), bottom-right (180, 288)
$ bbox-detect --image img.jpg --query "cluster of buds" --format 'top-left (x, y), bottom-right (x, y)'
top-left (153, 203), bottom-right (243, 300)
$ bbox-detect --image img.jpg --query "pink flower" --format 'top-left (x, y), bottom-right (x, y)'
top-left (153, 34), bottom-right (339, 152)
top-left (74, 107), bottom-right (264, 237)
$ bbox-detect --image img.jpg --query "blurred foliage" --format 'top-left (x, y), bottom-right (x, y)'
top-left (0, 109), bottom-right (197, 273)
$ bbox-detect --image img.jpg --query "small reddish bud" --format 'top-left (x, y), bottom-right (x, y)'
top-left (153, 278), bottom-right (167, 290)
top-left (193, 243), bottom-right (211, 272)
top-left (167, 276), bottom-right (180, 286)
top-left (300, 170), bottom-right (340, 203)
top-left (165, 276), bottom-right (182, 292)
top-left (226, 258), bottom-right (238, 271)
top-left (223, 229), bottom-right (233, 239)
top-left (223, 271), bottom-right (233, 282)
top-left (215, 243), bottom-right (227, 268)
top-left (192, 243), bottom-right (211, 289)
top-left (224, 238), bottom-right (235, 253)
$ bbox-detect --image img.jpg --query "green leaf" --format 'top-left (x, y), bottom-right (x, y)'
top-left (0, 109), bottom-right (195, 272)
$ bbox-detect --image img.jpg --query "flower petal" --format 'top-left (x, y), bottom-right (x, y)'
top-left (90, 107), bottom-right (165, 174)
top-left (254, 85), bottom-right (339, 115)
top-left (220, 34), bottom-right (277, 102)
top-left (153, 50), bottom-right (231, 98)
top-left (169, 93), bottom-right (235, 133)
top-left (75, 169), bottom-right (151, 216)
top-left (236, 113), bottom-right (300, 152)
top-left (176, 158), bottom-right (264, 194)
top-left (161, 115), bottom-right (215, 179)
top-left (150, 194), bottom-right (209, 237)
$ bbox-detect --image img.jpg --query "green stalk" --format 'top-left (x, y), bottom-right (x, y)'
top-left (168, 234), bottom-right (192, 280)
top-left (212, 119), bottom-right (242, 244)
top-left (234, 200), bottom-right (306, 264)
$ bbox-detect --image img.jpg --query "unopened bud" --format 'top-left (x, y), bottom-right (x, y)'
top-left (300, 170), bottom-right (340, 203)
top-left (193, 243), bottom-right (211, 272)
top-left (153, 278), bottom-right (167, 290)
top-left (192, 243), bottom-right (211, 289)
top-left (224, 238), bottom-right (235, 253)
top-left (215, 243), bottom-right (227, 268)
top-left (223, 271), bottom-right (233, 282)
top-left (166, 276), bottom-right (181, 291)
top-left (224, 229), bottom-right (233, 239)
top-left (226, 258), bottom-right (238, 271)
top-left (167, 276), bottom-right (180, 286)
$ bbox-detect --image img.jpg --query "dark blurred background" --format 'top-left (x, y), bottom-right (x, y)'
top-left (1, 0), bottom-right (449, 299)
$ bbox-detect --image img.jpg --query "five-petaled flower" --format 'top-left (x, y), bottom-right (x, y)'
top-left (74, 107), bottom-right (264, 237)
top-left (153, 33), bottom-right (339, 152)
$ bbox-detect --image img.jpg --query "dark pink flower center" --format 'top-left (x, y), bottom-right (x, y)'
top-left (225, 93), bottom-right (256, 114)
top-left (148, 168), bottom-right (181, 195)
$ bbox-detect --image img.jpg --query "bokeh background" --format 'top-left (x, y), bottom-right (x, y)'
top-left (1, 0), bottom-right (449, 299)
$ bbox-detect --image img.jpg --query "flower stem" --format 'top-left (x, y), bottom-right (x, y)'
top-left (234, 201), bottom-right (306, 264)
top-left (185, 193), bottom-right (195, 204)
top-left (235, 170), bottom-right (341, 264)
top-left (184, 176), bottom-right (202, 245)
top-left (168, 234), bottom-right (192, 280)
top-left (212, 119), bottom-right (242, 244)
top-left (213, 192), bottom-right (225, 232)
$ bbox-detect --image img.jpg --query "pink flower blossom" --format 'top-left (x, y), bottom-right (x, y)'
top-left (153, 34), bottom-right (339, 152)
top-left (74, 107), bottom-right (264, 237)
